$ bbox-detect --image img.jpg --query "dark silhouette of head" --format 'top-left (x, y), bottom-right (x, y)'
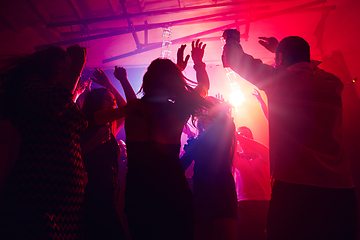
top-left (0, 46), bottom-right (70, 120)
top-left (0, 46), bottom-right (70, 82)
top-left (275, 36), bottom-right (310, 68)
top-left (81, 88), bottom-right (110, 129)
top-left (82, 88), bottom-right (109, 115)
top-left (141, 58), bottom-right (187, 99)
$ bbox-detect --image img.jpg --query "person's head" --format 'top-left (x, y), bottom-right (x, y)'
top-left (81, 88), bottom-right (115, 129)
top-left (275, 36), bottom-right (310, 68)
top-left (0, 46), bottom-right (71, 82)
top-left (141, 58), bottom-right (187, 99)
top-left (0, 46), bottom-right (71, 120)
top-left (237, 126), bottom-right (254, 153)
top-left (197, 96), bottom-right (231, 133)
top-left (237, 126), bottom-right (253, 140)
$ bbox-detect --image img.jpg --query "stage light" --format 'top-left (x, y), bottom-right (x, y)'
top-left (225, 68), bottom-right (245, 109)
top-left (229, 89), bottom-right (245, 108)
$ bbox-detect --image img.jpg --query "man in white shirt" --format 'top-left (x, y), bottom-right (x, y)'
top-left (233, 126), bottom-right (271, 240)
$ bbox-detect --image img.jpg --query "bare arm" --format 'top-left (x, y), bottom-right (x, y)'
top-left (93, 105), bottom-right (126, 126)
top-left (114, 66), bottom-right (137, 101)
top-left (223, 31), bottom-right (276, 91)
top-left (55, 44), bottom-right (87, 94)
top-left (92, 68), bottom-right (127, 129)
top-left (73, 78), bottom-right (91, 103)
top-left (192, 39), bottom-right (209, 97)
top-left (252, 88), bottom-right (268, 121)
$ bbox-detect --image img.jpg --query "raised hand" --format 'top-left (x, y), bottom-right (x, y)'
top-left (252, 88), bottom-right (268, 121)
top-left (258, 37), bottom-right (278, 53)
top-left (191, 39), bottom-right (206, 65)
top-left (75, 78), bottom-right (90, 95)
top-left (177, 44), bottom-right (190, 71)
top-left (114, 66), bottom-right (127, 81)
top-left (92, 68), bottom-right (111, 88)
top-left (215, 93), bottom-right (225, 102)
top-left (252, 88), bottom-right (262, 102)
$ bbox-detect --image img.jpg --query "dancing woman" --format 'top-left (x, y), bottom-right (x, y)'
top-left (124, 40), bottom-right (211, 240)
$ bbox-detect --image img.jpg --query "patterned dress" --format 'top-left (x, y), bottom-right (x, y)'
top-left (0, 75), bottom-right (87, 239)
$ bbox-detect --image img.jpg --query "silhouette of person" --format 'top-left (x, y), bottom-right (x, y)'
top-left (223, 31), bottom-right (357, 240)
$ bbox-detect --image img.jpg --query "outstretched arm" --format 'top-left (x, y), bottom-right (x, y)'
top-left (258, 37), bottom-right (279, 53)
top-left (114, 66), bottom-right (137, 101)
top-left (93, 105), bottom-right (126, 127)
top-left (252, 88), bottom-right (268, 122)
top-left (192, 39), bottom-right (209, 97)
top-left (223, 31), bottom-right (277, 91)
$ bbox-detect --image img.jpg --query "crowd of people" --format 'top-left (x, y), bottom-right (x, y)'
top-left (0, 28), bottom-right (357, 240)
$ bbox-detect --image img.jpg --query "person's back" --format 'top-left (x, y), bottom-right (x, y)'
top-left (223, 33), bottom-right (357, 240)
top-left (123, 58), bottom-right (211, 240)
top-left (267, 61), bottom-right (352, 188)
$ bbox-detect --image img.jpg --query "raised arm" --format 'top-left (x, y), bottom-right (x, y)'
top-left (73, 77), bottom-right (91, 103)
top-left (114, 66), bottom-right (137, 101)
top-left (177, 44), bottom-right (190, 72)
top-left (252, 88), bottom-right (268, 122)
top-left (192, 39), bottom-right (209, 97)
top-left (258, 37), bottom-right (279, 54)
top-left (57, 44), bottom-right (87, 95)
top-left (92, 68), bottom-right (126, 108)
top-left (92, 68), bottom-right (126, 131)
top-left (223, 30), bottom-right (276, 91)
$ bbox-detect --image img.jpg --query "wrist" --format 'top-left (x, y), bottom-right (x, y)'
top-left (193, 62), bottom-right (206, 70)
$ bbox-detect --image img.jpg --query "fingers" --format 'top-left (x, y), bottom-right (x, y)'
top-left (258, 40), bottom-right (268, 46)
top-left (177, 44), bottom-right (186, 56)
top-left (184, 55), bottom-right (190, 65)
top-left (202, 43), bottom-right (206, 51)
top-left (192, 39), bottom-right (205, 49)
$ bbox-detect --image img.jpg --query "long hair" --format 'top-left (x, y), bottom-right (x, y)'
top-left (140, 58), bottom-right (212, 120)
top-left (197, 96), bottom-right (236, 169)
top-left (0, 46), bottom-right (69, 120)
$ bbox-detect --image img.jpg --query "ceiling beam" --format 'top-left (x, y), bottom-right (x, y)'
top-left (102, 0), bottom-right (329, 63)
top-left (59, 5), bottom-right (269, 37)
top-left (119, 0), bottom-right (141, 49)
top-left (46, 0), bottom-right (288, 28)
top-left (35, 6), bottom-right (267, 50)
top-left (24, 0), bottom-right (47, 24)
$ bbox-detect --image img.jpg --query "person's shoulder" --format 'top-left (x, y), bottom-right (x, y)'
top-left (314, 68), bottom-right (341, 81)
